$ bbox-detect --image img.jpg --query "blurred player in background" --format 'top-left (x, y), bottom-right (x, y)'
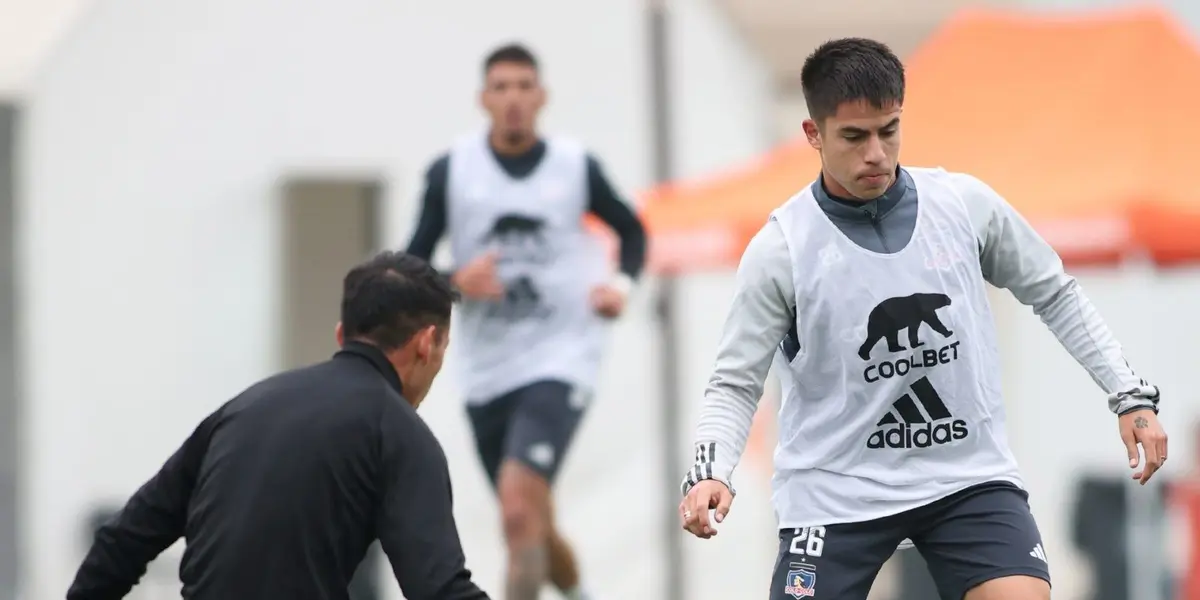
top-left (678, 38), bottom-right (1167, 600)
top-left (405, 43), bottom-right (647, 600)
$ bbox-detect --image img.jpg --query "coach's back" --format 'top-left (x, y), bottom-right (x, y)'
top-left (179, 344), bottom-right (409, 598)
top-left (69, 343), bottom-right (485, 600)
top-left (68, 251), bottom-right (486, 600)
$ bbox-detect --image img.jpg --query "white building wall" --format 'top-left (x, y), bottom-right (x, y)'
top-left (17, 0), bottom-right (772, 598)
top-left (0, 0), bottom-right (92, 99)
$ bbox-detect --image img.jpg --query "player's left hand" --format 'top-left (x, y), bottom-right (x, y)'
top-left (1119, 408), bottom-right (1168, 485)
top-left (590, 283), bottom-right (628, 319)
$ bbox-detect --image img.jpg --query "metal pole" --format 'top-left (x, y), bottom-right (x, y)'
top-left (645, 2), bottom-right (683, 600)
top-left (0, 102), bottom-right (18, 600)
top-left (655, 278), bottom-right (683, 600)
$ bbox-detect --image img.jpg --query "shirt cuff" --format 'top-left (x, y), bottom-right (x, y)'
top-left (1109, 385), bottom-right (1160, 415)
top-left (679, 442), bottom-right (737, 497)
top-left (610, 273), bottom-right (634, 297)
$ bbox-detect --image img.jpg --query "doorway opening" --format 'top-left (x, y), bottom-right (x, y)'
top-left (277, 177), bottom-right (383, 370)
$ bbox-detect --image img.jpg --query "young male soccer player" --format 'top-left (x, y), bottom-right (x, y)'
top-left (678, 38), bottom-right (1166, 600)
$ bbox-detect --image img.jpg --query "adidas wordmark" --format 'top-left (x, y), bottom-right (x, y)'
top-left (866, 376), bottom-right (969, 449)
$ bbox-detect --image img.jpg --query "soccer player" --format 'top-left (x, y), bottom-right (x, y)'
top-left (405, 43), bottom-right (647, 600)
top-left (677, 38), bottom-right (1167, 600)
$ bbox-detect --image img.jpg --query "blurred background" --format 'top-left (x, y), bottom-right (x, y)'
top-left (3, 0), bottom-right (1200, 599)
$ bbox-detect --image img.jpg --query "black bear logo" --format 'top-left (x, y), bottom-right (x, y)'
top-left (858, 293), bottom-right (954, 360)
top-left (483, 213), bottom-right (549, 263)
top-left (486, 214), bottom-right (545, 239)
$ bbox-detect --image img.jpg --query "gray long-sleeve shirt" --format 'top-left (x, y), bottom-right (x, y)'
top-left (689, 167), bottom-right (1159, 492)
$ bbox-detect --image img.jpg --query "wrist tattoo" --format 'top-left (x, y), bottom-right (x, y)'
top-left (1134, 416), bottom-right (1149, 429)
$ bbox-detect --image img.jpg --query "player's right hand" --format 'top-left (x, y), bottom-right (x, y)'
top-left (451, 252), bottom-right (504, 301)
top-left (679, 479), bottom-right (733, 539)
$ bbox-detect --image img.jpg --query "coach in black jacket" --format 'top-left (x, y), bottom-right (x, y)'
top-left (67, 251), bottom-right (490, 600)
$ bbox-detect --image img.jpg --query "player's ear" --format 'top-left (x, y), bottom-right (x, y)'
top-left (802, 119), bottom-right (822, 150)
top-left (334, 322), bottom-right (345, 347)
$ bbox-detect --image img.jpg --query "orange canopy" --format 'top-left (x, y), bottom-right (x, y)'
top-left (634, 6), bottom-right (1200, 273)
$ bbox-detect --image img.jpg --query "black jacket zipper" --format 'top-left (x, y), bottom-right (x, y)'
top-left (864, 204), bottom-right (890, 253)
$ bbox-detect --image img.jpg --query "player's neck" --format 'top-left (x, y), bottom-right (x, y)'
top-left (489, 129), bottom-right (539, 157)
top-left (821, 175), bottom-right (859, 202)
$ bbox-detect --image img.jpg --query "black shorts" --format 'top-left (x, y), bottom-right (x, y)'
top-left (465, 380), bottom-right (587, 486)
top-left (769, 481), bottom-right (1050, 600)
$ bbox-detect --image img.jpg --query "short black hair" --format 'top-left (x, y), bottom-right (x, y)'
top-left (483, 43), bottom-right (538, 75)
top-left (340, 251), bottom-right (459, 351)
top-left (800, 38), bottom-right (905, 123)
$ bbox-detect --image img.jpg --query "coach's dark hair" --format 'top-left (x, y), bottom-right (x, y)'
top-left (800, 38), bottom-right (905, 123)
top-left (484, 43), bottom-right (538, 75)
top-left (340, 251), bottom-right (459, 351)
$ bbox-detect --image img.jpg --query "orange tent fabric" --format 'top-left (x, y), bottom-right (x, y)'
top-left (635, 6), bottom-right (1200, 273)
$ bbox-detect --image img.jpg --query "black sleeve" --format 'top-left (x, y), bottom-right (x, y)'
top-left (376, 403), bottom-right (489, 600)
top-left (404, 155), bottom-right (450, 261)
top-left (586, 155), bottom-right (647, 280)
top-left (67, 409), bottom-right (222, 600)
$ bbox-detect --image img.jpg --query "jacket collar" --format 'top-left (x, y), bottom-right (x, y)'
top-left (812, 166), bottom-right (911, 222)
top-left (335, 341), bottom-right (404, 395)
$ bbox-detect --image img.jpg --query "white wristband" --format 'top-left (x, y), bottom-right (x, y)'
top-left (610, 273), bottom-right (634, 297)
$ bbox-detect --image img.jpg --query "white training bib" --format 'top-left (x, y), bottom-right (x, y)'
top-left (445, 132), bottom-right (607, 403)
top-left (769, 167), bottom-right (1022, 529)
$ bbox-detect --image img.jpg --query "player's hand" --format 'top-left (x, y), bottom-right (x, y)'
top-left (451, 252), bottom-right (504, 301)
top-left (589, 284), bottom-right (627, 319)
top-left (1119, 408), bottom-right (1168, 485)
top-left (679, 479), bottom-right (734, 539)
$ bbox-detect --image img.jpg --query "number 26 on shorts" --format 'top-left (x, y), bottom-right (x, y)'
top-left (789, 526), bottom-right (826, 558)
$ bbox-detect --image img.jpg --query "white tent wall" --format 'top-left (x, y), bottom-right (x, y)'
top-left (17, 0), bottom-right (771, 598)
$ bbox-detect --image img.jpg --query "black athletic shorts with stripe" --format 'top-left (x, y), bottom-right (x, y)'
top-left (466, 379), bottom-right (587, 486)
top-left (769, 481), bottom-right (1050, 600)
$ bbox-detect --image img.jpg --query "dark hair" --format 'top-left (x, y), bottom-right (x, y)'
top-left (800, 38), bottom-right (905, 123)
top-left (483, 43), bottom-right (538, 75)
top-left (340, 251), bottom-right (459, 351)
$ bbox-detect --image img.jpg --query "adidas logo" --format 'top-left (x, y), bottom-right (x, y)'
top-left (866, 376), bottom-right (969, 449)
top-left (1030, 543), bottom-right (1047, 563)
